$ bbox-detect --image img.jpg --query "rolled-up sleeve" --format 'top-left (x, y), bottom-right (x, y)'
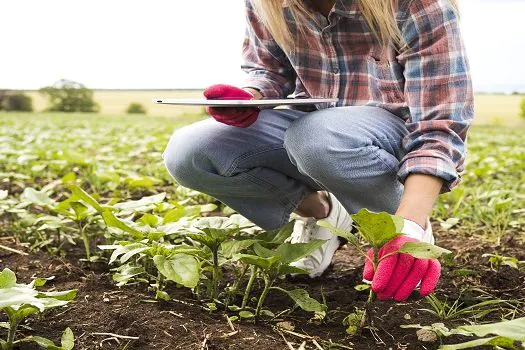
top-left (241, 0), bottom-right (296, 98)
top-left (396, 0), bottom-right (474, 192)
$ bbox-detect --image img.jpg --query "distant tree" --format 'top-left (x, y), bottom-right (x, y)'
top-left (4, 92), bottom-right (33, 111)
top-left (0, 90), bottom-right (7, 111)
top-left (0, 90), bottom-right (33, 112)
top-left (126, 102), bottom-right (147, 114)
top-left (520, 98), bottom-right (525, 120)
top-left (39, 79), bottom-right (99, 113)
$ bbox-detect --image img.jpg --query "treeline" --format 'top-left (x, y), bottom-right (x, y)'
top-left (1, 79), bottom-right (147, 114)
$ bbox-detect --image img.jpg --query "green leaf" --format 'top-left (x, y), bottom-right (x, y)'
top-left (16, 336), bottom-right (56, 348)
top-left (317, 220), bottom-right (359, 246)
top-left (153, 254), bottom-right (200, 288)
top-left (275, 240), bottom-right (326, 264)
top-left (276, 288), bottom-right (326, 313)
top-left (61, 327), bottom-right (75, 350)
top-left (440, 336), bottom-right (518, 350)
top-left (20, 188), bottom-right (54, 207)
top-left (0, 268), bottom-right (16, 288)
top-left (398, 242), bottom-right (452, 259)
top-left (458, 317), bottom-right (525, 341)
top-left (239, 310), bottom-right (255, 319)
top-left (113, 193), bottom-right (166, 212)
top-left (156, 290), bottom-right (170, 301)
top-left (163, 205), bottom-right (185, 224)
top-left (351, 209), bottom-right (401, 248)
top-left (253, 243), bottom-right (276, 259)
top-left (221, 239), bottom-right (258, 258)
top-left (61, 172), bottom-right (77, 184)
top-left (70, 201), bottom-right (89, 221)
top-left (66, 185), bottom-right (104, 212)
top-left (0, 190), bottom-right (8, 200)
top-left (138, 213), bottom-right (159, 227)
top-left (258, 220), bottom-right (295, 244)
top-left (234, 254), bottom-right (280, 270)
top-left (102, 211), bottom-right (144, 239)
top-left (38, 289), bottom-right (77, 301)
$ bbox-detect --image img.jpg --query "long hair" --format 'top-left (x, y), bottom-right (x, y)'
top-left (250, 0), bottom-right (458, 53)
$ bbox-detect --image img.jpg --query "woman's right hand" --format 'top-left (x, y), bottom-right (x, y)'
top-left (203, 84), bottom-right (260, 128)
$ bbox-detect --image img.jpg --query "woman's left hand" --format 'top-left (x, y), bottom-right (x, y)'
top-left (362, 221), bottom-right (441, 302)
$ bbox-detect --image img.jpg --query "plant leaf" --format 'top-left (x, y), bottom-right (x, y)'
top-left (398, 242), bottom-right (452, 259)
top-left (61, 327), bottom-right (75, 350)
top-left (440, 336), bottom-right (518, 350)
top-left (317, 220), bottom-right (359, 246)
top-left (457, 317), bottom-right (525, 341)
top-left (351, 209), bottom-right (401, 248)
top-left (66, 185), bottom-right (104, 212)
top-left (221, 239), bottom-right (258, 258)
top-left (20, 188), bottom-right (54, 207)
top-left (0, 268), bottom-right (16, 288)
top-left (275, 240), bottom-right (326, 264)
top-left (277, 288), bottom-right (326, 313)
top-left (153, 254), bottom-right (200, 288)
top-left (102, 211), bottom-right (144, 239)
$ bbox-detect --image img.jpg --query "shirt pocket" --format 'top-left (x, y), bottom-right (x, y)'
top-left (366, 56), bottom-right (405, 104)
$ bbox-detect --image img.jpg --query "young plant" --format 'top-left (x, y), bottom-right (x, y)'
top-left (421, 294), bottom-right (514, 321)
top-left (233, 239), bottom-right (327, 319)
top-left (319, 209), bottom-right (451, 333)
top-left (0, 268), bottom-right (77, 350)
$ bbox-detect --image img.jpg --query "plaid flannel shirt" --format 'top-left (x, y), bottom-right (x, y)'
top-left (241, 0), bottom-right (474, 192)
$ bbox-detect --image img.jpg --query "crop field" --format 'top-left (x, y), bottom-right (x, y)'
top-left (1, 110), bottom-right (524, 349)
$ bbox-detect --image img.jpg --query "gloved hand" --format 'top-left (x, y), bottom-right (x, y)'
top-left (203, 84), bottom-right (260, 128)
top-left (362, 219), bottom-right (441, 301)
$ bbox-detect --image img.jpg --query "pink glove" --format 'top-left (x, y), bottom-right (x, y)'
top-left (362, 220), bottom-right (441, 301)
top-left (203, 84), bottom-right (260, 128)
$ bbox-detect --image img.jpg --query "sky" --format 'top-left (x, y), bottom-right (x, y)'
top-left (1, 0), bottom-right (524, 92)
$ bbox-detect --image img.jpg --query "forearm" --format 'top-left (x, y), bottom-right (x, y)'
top-left (395, 174), bottom-right (443, 229)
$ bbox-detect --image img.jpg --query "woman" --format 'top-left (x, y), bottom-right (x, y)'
top-left (163, 0), bottom-right (473, 302)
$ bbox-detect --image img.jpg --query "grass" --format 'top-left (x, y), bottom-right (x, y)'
top-left (22, 91), bottom-right (525, 125)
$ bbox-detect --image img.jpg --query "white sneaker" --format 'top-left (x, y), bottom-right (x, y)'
top-left (289, 193), bottom-right (353, 278)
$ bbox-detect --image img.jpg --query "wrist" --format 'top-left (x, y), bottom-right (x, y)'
top-left (242, 88), bottom-right (263, 100)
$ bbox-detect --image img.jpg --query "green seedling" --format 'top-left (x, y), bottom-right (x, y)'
top-left (0, 268), bottom-right (77, 350)
top-left (320, 208), bottom-right (451, 334)
top-left (422, 294), bottom-right (515, 321)
top-left (233, 239), bottom-right (327, 319)
top-left (482, 253), bottom-right (523, 270)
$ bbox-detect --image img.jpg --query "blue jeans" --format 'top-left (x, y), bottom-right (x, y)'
top-left (163, 106), bottom-right (408, 230)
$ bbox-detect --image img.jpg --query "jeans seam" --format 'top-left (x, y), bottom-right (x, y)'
top-left (223, 143), bottom-right (284, 177)
top-left (369, 145), bottom-right (399, 173)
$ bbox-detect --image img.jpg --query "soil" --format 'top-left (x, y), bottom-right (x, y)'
top-left (1, 225), bottom-right (524, 350)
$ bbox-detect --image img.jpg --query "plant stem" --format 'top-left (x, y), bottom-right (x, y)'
top-left (211, 247), bottom-right (220, 299)
top-left (225, 263), bottom-right (248, 309)
top-left (7, 319), bottom-right (19, 350)
top-left (241, 265), bottom-right (257, 309)
top-left (79, 222), bottom-right (90, 259)
top-left (255, 274), bottom-right (273, 318)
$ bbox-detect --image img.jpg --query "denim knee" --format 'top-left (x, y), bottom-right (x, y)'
top-left (284, 111), bottom-right (362, 176)
top-left (163, 128), bottom-right (208, 190)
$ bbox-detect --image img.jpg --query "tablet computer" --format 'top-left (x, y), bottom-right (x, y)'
top-left (153, 98), bottom-right (338, 107)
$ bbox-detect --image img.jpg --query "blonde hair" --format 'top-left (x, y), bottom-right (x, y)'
top-left (251, 0), bottom-right (458, 53)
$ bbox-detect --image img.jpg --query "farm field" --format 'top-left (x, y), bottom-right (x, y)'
top-left (25, 90), bottom-right (525, 126)
top-left (1, 111), bottom-right (524, 350)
